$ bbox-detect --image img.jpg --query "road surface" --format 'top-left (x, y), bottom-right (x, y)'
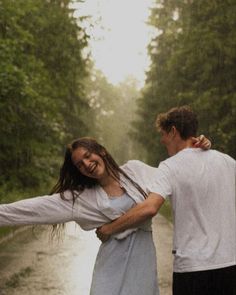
top-left (0, 214), bottom-right (173, 295)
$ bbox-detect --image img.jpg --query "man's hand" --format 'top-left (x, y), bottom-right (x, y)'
top-left (96, 193), bottom-right (164, 243)
top-left (96, 225), bottom-right (111, 243)
top-left (192, 134), bottom-right (211, 149)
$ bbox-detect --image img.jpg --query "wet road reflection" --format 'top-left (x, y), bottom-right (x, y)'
top-left (0, 215), bottom-right (172, 295)
top-left (0, 223), bottom-right (100, 295)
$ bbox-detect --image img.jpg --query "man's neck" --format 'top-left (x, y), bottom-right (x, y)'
top-left (174, 138), bottom-right (194, 154)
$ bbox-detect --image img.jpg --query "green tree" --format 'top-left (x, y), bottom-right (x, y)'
top-left (0, 0), bottom-right (91, 194)
top-left (134, 0), bottom-right (236, 164)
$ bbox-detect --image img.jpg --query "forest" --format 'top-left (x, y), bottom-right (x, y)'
top-left (0, 0), bottom-right (235, 206)
top-left (135, 0), bottom-right (236, 163)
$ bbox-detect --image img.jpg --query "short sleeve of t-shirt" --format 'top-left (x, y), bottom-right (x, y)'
top-left (147, 162), bottom-right (172, 199)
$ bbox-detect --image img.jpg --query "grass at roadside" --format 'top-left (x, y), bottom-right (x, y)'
top-left (0, 227), bottom-right (16, 239)
top-left (159, 199), bottom-right (172, 223)
top-left (5, 267), bottom-right (33, 288)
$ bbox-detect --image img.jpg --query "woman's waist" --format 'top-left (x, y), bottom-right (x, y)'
top-left (113, 220), bottom-right (152, 240)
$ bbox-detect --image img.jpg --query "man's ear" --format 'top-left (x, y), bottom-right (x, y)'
top-left (170, 126), bottom-right (177, 138)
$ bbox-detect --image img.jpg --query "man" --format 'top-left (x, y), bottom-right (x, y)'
top-left (96, 106), bottom-right (236, 295)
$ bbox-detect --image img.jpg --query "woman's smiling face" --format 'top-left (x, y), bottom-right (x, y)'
top-left (71, 147), bottom-right (107, 180)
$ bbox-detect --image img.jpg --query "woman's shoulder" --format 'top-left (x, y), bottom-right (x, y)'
top-left (121, 160), bottom-right (157, 174)
top-left (120, 160), bottom-right (158, 184)
top-left (54, 189), bottom-right (93, 203)
top-left (65, 187), bottom-right (101, 205)
top-left (121, 159), bottom-right (153, 170)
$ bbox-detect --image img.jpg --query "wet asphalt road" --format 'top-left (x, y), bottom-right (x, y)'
top-left (0, 224), bottom-right (100, 295)
top-left (0, 215), bottom-right (173, 295)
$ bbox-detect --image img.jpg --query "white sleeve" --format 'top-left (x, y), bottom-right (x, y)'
top-left (0, 192), bottom-right (75, 226)
top-left (121, 160), bottom-right (159, 190)
top-left (147, 162), bottom-right (173, 199)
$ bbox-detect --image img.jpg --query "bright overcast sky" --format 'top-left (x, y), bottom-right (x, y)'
top-left (73, 0), bottom-right (154, 87)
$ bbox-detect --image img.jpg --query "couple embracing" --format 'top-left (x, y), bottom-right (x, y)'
top-left (0, 106), bottom-right (235, 295)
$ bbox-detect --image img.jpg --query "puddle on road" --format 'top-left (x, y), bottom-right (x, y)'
top-left (0, 223), bottom-right (100, 295)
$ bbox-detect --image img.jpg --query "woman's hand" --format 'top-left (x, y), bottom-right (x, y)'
top-left (192, 135), bottom-right (212, 150)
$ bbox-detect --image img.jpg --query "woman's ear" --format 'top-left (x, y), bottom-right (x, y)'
top-left (100, 149), bottom-right (106, 157)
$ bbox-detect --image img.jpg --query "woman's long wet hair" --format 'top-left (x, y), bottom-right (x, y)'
top-left (50, 137), bottom-right (147, 238)
top-left (51, 137), bottom-right (147, 203)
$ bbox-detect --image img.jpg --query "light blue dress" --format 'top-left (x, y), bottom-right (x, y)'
top-left (90, 193), bottom-right (159, 295)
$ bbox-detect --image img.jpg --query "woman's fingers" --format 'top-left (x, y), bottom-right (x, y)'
top-left (192, 135), bottom-right (212, 150)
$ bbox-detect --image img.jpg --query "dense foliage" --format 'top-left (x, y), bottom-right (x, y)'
top-left (1, 0), bottom-right (235, 205)
top-left (134, 0), bottom-right (236, 164)
top-left (0, 0), bottom-right (90, 196)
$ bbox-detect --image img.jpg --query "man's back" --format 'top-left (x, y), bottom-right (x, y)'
top-left (154, 148), bottom-right (235, 272)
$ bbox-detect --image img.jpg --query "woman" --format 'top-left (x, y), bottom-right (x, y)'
top-left (0, 137), bottom-right (210, 295)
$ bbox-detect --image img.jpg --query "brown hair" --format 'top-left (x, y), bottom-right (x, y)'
top-left (156, 106), bottom-right (198, 139)
top-left (51, 137), bottom-right (147, 202)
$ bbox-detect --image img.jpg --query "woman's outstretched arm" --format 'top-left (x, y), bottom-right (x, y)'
top-left (0, 192), bottom-right (75, 227)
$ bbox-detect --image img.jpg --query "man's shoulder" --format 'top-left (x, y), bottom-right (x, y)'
top-left (159, 149), bottom-right (212, 168)
top-left (213, 150), bottom-right (235, 162)
top-left (201, 149), bottom-right (235, 165)
top-left (159, 151), bottom-right (184, 167)
top-left (163, 148), bottom-right (235, 166)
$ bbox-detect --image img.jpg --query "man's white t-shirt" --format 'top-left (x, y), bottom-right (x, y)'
top-left (149, 148), bottom-right (236, 273)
